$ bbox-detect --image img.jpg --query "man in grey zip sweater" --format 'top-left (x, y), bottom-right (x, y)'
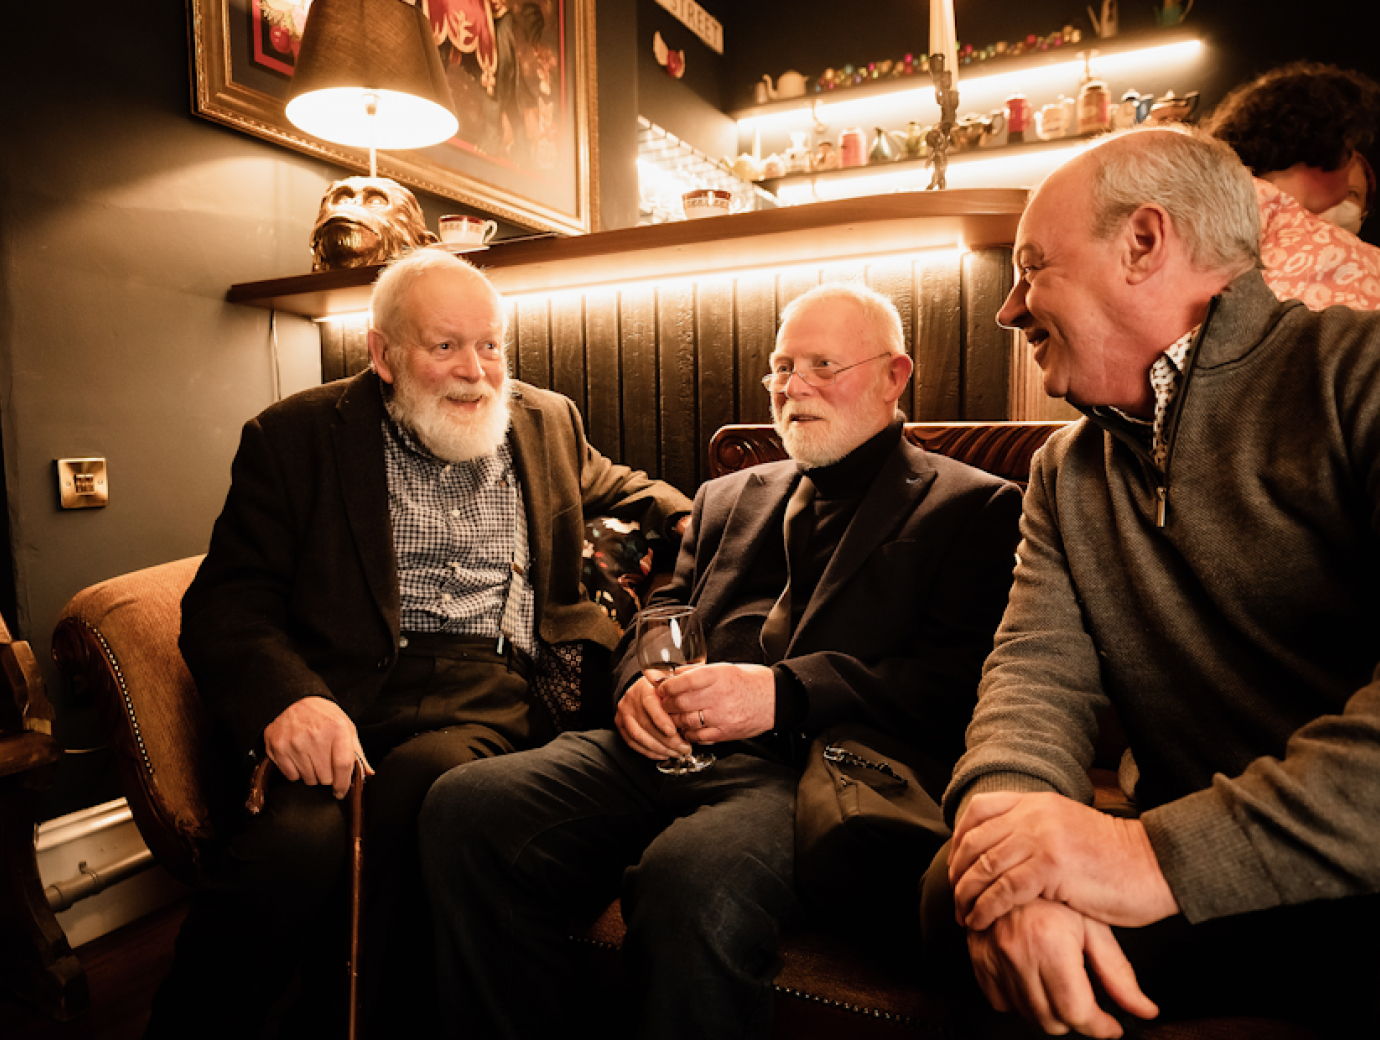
top-left (929, 127), bottom-right (1380, 1036)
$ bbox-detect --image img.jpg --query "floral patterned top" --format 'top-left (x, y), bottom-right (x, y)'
top-left (1256, 178), bottom-right (1380, 311)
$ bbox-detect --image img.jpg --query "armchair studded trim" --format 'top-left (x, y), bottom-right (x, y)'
top-left (52, 556), bottom-right (216, 888)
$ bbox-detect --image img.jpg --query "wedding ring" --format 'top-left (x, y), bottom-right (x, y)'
top-left (699, 710), bottom-right (707, 728)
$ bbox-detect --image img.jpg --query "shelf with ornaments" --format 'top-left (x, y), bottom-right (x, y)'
top-left (732, 26), bottom-right (1208, 200)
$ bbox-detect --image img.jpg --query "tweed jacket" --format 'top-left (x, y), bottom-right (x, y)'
top-left (182, 370), bottom-right (692, 759)
top-left (613, 435), bottom-right (1024, 770)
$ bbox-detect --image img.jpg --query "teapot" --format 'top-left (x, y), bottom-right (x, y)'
top-left (1146, 90), bottom-right (1200, 124)
top-left (1112, 90), bottom-right (1153, 129)
top-left (954, 111), bottom-right (1006, 151)
top-left (903, 121), bottom-right (928, 160)
top-left (869, 127), bottom-right (900, 164)
top-left (727, 152), bottom-right (763, 182)
top-left (758, 70), bottom-right (807, 103)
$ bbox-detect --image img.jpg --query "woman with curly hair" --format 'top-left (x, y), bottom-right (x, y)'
top-left (1203, 61), bottom-right (1380, 309)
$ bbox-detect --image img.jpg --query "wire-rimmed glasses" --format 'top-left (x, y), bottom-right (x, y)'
top-left (760, 352), bottom-right (892, 392)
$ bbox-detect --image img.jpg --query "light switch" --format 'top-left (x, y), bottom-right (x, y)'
top-left (57, 458), bottom-right (109, 509)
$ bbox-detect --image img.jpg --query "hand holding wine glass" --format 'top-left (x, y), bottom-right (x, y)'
top-left (635, 604), bottom-right (714, 775)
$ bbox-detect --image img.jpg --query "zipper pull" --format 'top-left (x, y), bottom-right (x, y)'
top-left (1156, 486), bottom-right (1168, 528)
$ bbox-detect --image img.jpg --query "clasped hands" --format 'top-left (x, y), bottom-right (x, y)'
top-left (263, 695), bottom-right (374, 799)
top-left (949, 791), bottom-right (1180, 1038)
top-left (615, 662), bottom-right (775, 761)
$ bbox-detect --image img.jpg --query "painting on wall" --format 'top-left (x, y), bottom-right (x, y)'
top-left (190, 0), bottom-right (595, 235)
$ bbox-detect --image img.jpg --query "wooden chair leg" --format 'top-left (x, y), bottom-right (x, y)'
top-left (0, 768), bottom-right (90, 1020)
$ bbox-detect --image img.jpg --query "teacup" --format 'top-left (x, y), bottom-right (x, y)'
top-left (439, 215), bottom-right (498, 247)
top-left (683, 189), bottom-right (733, 219)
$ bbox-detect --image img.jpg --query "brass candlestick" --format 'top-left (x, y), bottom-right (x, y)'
top-left (927, 52), bottom-right (960, 190)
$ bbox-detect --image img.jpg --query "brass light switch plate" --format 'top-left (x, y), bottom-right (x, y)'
top-left (56, 458), bottom-right (109, 509)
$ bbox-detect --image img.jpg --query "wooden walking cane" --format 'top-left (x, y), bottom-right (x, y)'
top-left (346, 757), bottom-right (365, 1040)
top-left (244, 755), bottom-right (368, 1040)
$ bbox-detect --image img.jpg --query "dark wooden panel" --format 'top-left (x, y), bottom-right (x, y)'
top-left (696, 277), bottom-right (737, 483)
top-left (776, 270), bottom-right (820, 316)
top-left (319, 318), bottom-right (372, 383)
top-left (550, 294), bottom-right (586, 416)
top-left (584, 289), bottom-right (623, 458)
top-left (657, 282), bottom-right (700, 491)
top-left (911, 255), bottom-right (963, 421)
top-left (962, 248), bottom-right (1014, 421)
top-left (515, 298), bottom-right (551, 389)
top-left (619, 287), bottom-right (660, 477)
top-left (735, 272), bottom-right (776, 426)
top-left (866, 259), bottom-right (918, 415)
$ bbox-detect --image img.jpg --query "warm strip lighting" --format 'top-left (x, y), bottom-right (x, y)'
top-left (500, 246), bottom-right (968, 306)
top-left (774, 141), bottom-right (1091, 203)
top-left (314, 311), bottom-right (372, 324)
top-left (738, 39), bottom-right (1204, 133)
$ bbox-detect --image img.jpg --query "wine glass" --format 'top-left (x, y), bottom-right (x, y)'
top-left (635, 604), bottom-right (714, 775)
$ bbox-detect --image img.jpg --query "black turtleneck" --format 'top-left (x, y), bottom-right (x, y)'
top-left (705, 415), bottom-right (905, 741)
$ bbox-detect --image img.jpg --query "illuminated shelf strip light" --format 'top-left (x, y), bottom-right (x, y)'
top-left (501, 245), bottom-right (969, 306)
top-left (774, 142), bottom-right (1091, 204)
top-left (738, 39), bottom-right (1204, 132)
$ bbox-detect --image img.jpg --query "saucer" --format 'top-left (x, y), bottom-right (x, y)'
top-left (439, 242), bottom-right (490, 254)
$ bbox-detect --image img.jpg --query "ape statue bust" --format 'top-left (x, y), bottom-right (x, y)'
top-left (309, 176), bottom-right (437, 272)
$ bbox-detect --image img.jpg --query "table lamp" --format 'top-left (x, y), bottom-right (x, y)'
top-left (285, 0), bottom-right (461, 270)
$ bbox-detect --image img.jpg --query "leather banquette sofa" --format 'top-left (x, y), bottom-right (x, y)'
top-left (51, 421), bottom-right (1320, 1040)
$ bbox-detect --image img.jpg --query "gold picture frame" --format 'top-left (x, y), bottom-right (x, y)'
top-left (188, 0), bottom-right (596, 235)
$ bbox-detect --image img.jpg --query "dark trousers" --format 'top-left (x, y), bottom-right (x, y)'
top-left (420, 729), bottom-right (802, 1040)
top-left (145, 638), bottom-right (549, 1040)
top-left (918, 840), bottom-right (1380, 1037)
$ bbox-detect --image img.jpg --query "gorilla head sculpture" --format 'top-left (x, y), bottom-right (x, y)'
top-left (310, 176), bottom-right (438, 272)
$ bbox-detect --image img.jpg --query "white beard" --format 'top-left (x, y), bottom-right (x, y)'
top-left (772, 397), bottom-right (859, 469)
top-left (387, 364), bottom-right (511, 463)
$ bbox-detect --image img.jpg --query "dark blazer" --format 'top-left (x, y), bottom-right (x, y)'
top-left (615, 436), bottom-right (1023, 769)
top-left (182, 369), bottom-right (692, 759)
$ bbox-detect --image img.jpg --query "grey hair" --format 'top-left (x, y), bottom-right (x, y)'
top-left (370, 247), bottom-right (506, 343)
top-left (1085, 126), bottom-right (1261, 275)
top-left (778, 282), bottom-right (906, 356)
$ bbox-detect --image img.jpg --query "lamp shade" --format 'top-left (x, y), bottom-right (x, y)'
top-left (285, 0), bottom-right (459, 150)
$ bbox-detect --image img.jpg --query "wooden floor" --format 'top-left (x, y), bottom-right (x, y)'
top-left (0, 900), bottom-right (187, 1040)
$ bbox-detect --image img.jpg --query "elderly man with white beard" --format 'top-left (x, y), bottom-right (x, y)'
top-left (419, 282), bottom-right (1025, 1040)
top-left (144, 249), bottom-right (692, 1040)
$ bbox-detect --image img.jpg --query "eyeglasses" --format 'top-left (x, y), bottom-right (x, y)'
top-left (760, 352), bottom-right (892, 392)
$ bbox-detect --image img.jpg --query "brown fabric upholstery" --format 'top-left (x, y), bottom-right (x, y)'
top-left (52, 556), bottom-right (214, 887)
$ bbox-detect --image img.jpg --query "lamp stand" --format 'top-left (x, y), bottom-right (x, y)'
top-left (927, 53), bottom-right (959, 191)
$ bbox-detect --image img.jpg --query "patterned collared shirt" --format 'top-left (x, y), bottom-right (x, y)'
top-left (1109, 325), bottom-right (1198, 470)
top-left (381, 409), bottom-right (537, 658)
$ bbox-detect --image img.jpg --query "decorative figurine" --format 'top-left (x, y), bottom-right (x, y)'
top-left (926, 52), bottom-right (960, 190)
top-left (309, 176), bottom-right (436, 273)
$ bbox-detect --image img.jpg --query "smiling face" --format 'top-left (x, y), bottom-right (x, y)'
top-left (997, 160), bottom-right (1149, 414)
top-left (368, 268), bottom-right (511, 462)
top-left (769, 295), bottom-right (910, 467)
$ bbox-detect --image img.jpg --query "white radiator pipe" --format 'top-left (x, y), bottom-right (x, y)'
top-left (45, 847), bottom-right (157, 912)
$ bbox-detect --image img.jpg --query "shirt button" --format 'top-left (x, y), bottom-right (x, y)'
top-left (440, 593), bottom-right (452, 603)
top-left (450, 508), bottom-right (460, 517)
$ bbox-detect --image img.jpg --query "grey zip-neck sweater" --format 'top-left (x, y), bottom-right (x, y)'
top-left (946, 269), bottom-right (1380, 924)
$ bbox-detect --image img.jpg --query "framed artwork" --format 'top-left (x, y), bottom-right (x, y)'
top-left (189, 0), bottom-right (596, 234)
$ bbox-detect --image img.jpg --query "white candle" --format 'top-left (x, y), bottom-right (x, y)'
top-left (929, 0), bottom-right (959, 90)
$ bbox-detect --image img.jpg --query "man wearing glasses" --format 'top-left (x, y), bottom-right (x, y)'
top-left (420, 282), bottom-right (1024, 1038)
